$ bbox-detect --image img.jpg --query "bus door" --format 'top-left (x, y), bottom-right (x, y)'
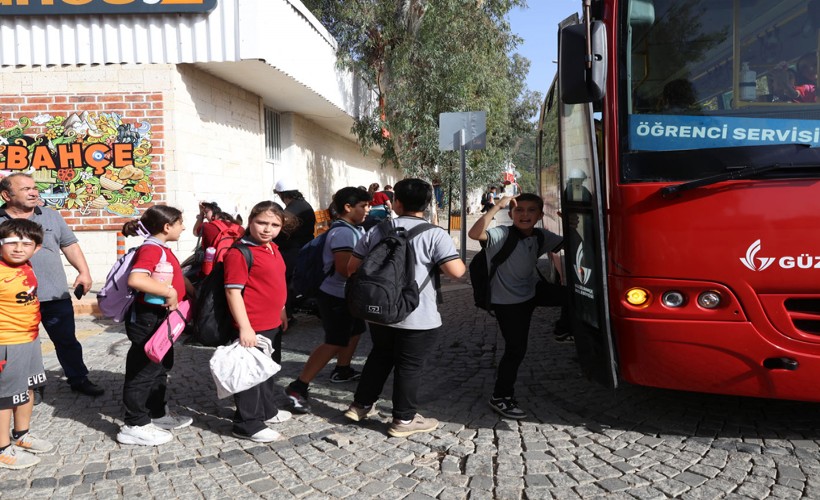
top-left (558, 13), bottom-right (618, 389)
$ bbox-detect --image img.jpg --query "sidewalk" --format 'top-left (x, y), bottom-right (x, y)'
top-left (8, 213), bottom-right (817, 498)
top-left (12, 212), bottom-right (577, 499)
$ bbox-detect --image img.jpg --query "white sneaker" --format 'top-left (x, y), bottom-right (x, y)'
top-left (232, 428), bottom-right (282, 443)
top-left (151, 410), bottom-right (193, 430)
top-left (117, 423), bottom-right (173, 446)
top-left (13, 432), bottom-right (54, 454)
top-left (0, 445), bottom-right (40, 469)
top-left (265, 410), bottom-right (292, 424)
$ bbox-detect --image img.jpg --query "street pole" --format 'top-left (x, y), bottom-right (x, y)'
top-left (447, 171), bottom-right (453, 235)
top-left (459, 129), bottom-right (467, 262)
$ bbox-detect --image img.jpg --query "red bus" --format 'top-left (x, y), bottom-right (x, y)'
top-left (539, 0), bottom-right (820, 401)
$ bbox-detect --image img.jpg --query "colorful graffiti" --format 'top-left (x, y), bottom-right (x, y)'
top-left (0, 111), bottom-right (154, 218)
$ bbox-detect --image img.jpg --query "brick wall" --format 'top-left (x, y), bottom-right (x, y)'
top-left (0, 91), bottom-right (166, 232)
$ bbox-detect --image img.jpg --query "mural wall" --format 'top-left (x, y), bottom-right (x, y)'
top-left (0, 93), bottom-right (164, 230)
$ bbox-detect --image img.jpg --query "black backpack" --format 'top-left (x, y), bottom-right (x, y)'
top-left (291, 221), bottom-right (353, 298)
top-left (191, 243), bottom-right (253, 347)
top-left (469, 227), bottom-right (543, 311)
top-left (345, 220), bottom-right (438, 324)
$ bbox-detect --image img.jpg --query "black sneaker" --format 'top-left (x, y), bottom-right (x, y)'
top-left (330, 367), bottom-right (361, 384)
top-left (70, 379), bottom-right (105, 397)
top-left (284, 385), bottom-right (311, 414)
top-left (488, 397), bottom-right (527, 420)
top-left (33, 387), bottom-right (43, 406)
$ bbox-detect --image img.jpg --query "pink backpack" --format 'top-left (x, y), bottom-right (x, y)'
top-left (97, 241), bottom-right (165, 322)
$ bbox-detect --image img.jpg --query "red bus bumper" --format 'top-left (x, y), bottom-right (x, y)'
top-left (615, 318), bottom-right (820, 401)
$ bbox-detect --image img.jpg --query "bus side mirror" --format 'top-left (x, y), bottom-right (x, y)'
top-left (560, 21), bottom-right (607, 104)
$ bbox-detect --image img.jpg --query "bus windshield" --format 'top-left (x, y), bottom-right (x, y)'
top-left (623, 0), bottom-right (820, 181)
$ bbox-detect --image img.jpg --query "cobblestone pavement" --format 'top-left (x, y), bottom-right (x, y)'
top-left (4, 228), bottom-right (820, 498)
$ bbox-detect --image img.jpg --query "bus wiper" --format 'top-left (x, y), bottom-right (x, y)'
top-left (660, 163), bottom-right (813, 197)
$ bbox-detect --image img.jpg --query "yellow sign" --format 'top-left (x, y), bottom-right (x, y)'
top-left (0, 0), bottom-right (217, 15)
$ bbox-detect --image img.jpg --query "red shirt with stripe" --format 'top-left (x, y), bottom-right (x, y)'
top-left (130, 242), bottom-right (186, 306)
top-left (223, 240), bottom-right (286, 331)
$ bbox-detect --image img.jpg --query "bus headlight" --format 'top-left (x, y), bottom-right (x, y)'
top-left (626, 288), bottom-right (649, 306)
top-left (661, 291), bottom-right (685, 308)
top-left (697, 291), bottom-right (722, 309)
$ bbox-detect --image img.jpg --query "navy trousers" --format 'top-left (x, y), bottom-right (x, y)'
top-left (40, 298), bottom-right (89, 386)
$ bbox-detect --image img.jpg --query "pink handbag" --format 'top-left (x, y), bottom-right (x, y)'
top-left (144, 300), bottom-right (192, 363)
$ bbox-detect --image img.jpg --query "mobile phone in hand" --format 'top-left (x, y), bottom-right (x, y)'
top-left (73, 285), bottom-right (84, 300)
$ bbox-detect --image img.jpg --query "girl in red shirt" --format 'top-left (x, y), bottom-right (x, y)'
top-left (117, 205), bottom-right (193, 447)
top-left (224, 201), bottom-right (296, 442)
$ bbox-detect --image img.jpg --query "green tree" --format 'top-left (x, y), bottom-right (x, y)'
top-left (303, 0), bottom-right (538, 199)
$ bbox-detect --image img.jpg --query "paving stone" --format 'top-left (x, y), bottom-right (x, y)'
top-left (106, 467), bottom-right (132, 480)
top-left (389, 462), bottom-right (416, 475)
top-left (81, 472), bottom-right (105, 484)
top-left (627, 486), bottom-right (667, 500)
top-left (288, 484), bottom-right (313, 497)
top-left (58, 474), bottom-right (81, 487)
top-left (361, 480), bottom-right (391, 495)
top-left (469, 474), bottom-right (494, 491)
top-left (655, 478), bottom-right (690, 497)
top-left (524, 474), bottom-right (551, 487)
top-left (4, 479), bottom-right (27, 490)
top-left (437, 485), bottom-right (469, 500)
top-left (30, 477), bottom-right (58, 489)
top-left (248, 478), bottom-right (278, 493)
top-left (597, 477), bottom-right (630, 493)
top-left (82, 462), bottom-right (108, 474)
top-left (736, 481), bottom-right (772, 499)
top-left (394, 476), bottom-right (420, 490)
top-left (675, 471), bottom-right (708, 487)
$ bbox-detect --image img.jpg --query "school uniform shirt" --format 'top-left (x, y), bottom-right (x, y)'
top-left (0, 261), bottom-right (40, 345)
top-left (223, 239), bottom-right (286, 331)
top-left (371, 191), bottom-right (391, 208)
top-left (319, 220), bottom-right (364, 299)
top-left (484, 226), bottom-right (563, 305)
top-left (130, 237), bottom-right (186, 306)
top-left (352, 216), bottom-right (460, 330)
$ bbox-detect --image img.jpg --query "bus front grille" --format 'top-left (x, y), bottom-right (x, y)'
top-left (784, 299), bottom-right (820, 336)
top-left (760, 295), bottom-right (820, 341)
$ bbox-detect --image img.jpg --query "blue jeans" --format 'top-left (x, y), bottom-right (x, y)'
top-left (40, 298), bottom-right (89, 386)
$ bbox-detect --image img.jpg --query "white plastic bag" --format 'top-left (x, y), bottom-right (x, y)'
top-left (209, 336), bottom-right (281, 399)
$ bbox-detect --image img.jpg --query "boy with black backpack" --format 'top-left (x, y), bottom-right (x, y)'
top-left (467, 193), bottom-right (563, 420)
top-left (283, 187), bottom-right (371, 414)
top-left (343, 179), bottom-right (465, 438)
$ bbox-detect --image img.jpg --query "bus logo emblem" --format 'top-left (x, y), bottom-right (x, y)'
top-left (575, 245), bottom-right (592, 285)
top-left (740, 240), bottom-right (775, 272)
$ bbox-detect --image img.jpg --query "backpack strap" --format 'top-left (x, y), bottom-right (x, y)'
top-left (481, 227), bottom-right (522, 310)
top-left (489, 227), bottom-right (521, 271)
top-left (231, 242), bottom-right (254, 271)
top-left (138, 239), bottom-right (167, 265)
top-left (400, 222), bottom-right (441, 295)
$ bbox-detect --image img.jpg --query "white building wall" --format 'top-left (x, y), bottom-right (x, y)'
top-left (167, 64), bottom-right (267, 254)
top-left (282, 114), bottom-right (401, 209)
